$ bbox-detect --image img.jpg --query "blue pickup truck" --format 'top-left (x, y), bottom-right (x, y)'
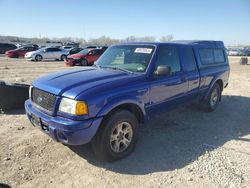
top-left (25, 41), bottom-right (230, 161)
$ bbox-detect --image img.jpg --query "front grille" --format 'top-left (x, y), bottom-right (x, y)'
top-left (32, 88), bottom-right (56, 112)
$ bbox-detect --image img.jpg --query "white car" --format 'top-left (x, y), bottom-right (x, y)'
top-left (61, 46), bottom-right (74, 51)
top-left (228, 49), bottom-right (240, 56)
top-left (25, 47), bottom-right (69, 61)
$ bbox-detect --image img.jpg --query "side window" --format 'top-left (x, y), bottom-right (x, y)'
top-left (182, 48), bottom-right (197, 71)
top-left (214, 49), bottom-right (225, 63)
top-left (199, 49), bottom-right (214, 64)
top-left (51, 48), bottom-right (60, 51)
top-left (96, 50), bottom-right (102, 55)
top-left (155, 46), bottom-right (180, 73)
top-left (92, 50), bottom-right (97, 55)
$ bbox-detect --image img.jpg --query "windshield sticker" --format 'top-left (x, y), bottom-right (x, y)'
top-left (137, 67), bottom-right (144, 71)
top-left (134, 48), bottom-right (152, 54)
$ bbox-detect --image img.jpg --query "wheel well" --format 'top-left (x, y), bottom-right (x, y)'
top-left (107, 103), bottom-right (144, 124)
top-left (215, 79), bottom-right (223, 91)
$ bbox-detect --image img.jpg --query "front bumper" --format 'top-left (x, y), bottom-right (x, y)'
top-left (25, 56), bottom-right (33, 60)
top-left (25, 99), bottom-right (103, 145)
top-left (66, 59), bottom-right (81, 66)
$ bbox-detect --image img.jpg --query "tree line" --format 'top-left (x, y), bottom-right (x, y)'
top-left (0, 35), bottom-right (174, 46)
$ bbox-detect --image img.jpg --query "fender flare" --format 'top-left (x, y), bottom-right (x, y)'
top-left (96, 96), bottom-right (146, 121)
top-left (204, 77), bottom-right (223, 100)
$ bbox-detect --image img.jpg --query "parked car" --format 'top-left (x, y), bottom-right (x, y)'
top-left (228, 49), bottom-right (241, 56)
top-left (61, 46), bottom-right (74, 51)
top-left (5, 46), bottom-right (38, 58)
top-left (68, 47), bottom-right (83, 55)
top-left (62, 42), bottom-right (79, 48)
top-left (0, 43), bottom-right (17, 54)
top-left (21, 44), bottom-right (39, 48)
top-left (25, 47), bottom-right (68, 61)
top-left (241, 49), bottom-right (250, 56)
top-left (25, 41), bottom-right (229, 161)
top-left (65, 48), bottom-right (104, 66)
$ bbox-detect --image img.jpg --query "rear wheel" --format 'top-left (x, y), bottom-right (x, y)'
top-left (204, 83), bottom-right (221, 112)
top-left (91, 110), bottom-right (139, 161)
top-left (80, 59), bottom-right (88, 66)
top-left (35, 55), bottom-right (42, 61)
top-left (61, 55), bottom-right (67, 61)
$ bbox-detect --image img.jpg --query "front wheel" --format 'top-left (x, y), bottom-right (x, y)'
top-left (35, 55), bottom-right (43, 61)
top-left (80, 59), bottom-right (88, 66)
top-left (205, 83), bottom-right (221, 112)
top-left (91, 110), bottom-right (139, 161)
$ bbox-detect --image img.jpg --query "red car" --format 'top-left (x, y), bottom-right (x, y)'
top-left (5, 46), bottom-right (38, 58)
top-left (65, 48), bottom-right (104, 66)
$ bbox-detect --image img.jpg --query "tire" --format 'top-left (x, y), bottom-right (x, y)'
top-left (240, 57), bottom-right (248, 65)
top-left (0, 82), bottom-right (29, 111)
top-left (204, 83), bottom-right (221, 112)
top-left (35, 55), bottom-right (42, 61)
top-left (91, 110), bottom-right (139, 161)
top-left (80, 59), bottom-right (88, 66)
top-left (61, 55), bottom-right (67, 61)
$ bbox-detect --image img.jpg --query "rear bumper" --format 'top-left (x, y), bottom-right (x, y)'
top-left (25, 99), bottom-right (103, 145)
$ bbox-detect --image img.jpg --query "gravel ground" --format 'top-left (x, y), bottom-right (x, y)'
top-left (0, 56), bottom-right (250, 188)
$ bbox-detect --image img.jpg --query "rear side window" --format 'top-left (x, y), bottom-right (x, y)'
top-left (156, 46), bottom-right (180, 73)
top-left (199, 49), bottom-right (214, 64)
top-left (214, 49), bottom-right (225, 63)
top-left (46, 48), bottom-right (53, 52)
top-left (92, 50), bottom-right (101, 55)
top-left (199, 48), bottom-right (226, 64)
top-left (182, 48), bottom-right (197, 71)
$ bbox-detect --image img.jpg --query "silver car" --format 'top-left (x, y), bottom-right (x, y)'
top-left (25, 47), bottom-right (68, 61)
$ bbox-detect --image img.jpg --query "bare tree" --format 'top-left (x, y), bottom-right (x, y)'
top-left (123, 36), bottom-right (156, 42)
top-left (124, 36), bottom-right (137, 42)
top-left (88, 36), bottom-right (120, 46)
top-left (159, 35), bottom-right (174, 42)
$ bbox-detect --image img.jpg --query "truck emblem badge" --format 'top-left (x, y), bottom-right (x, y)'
top-left (37, 96), bottom-right (43, 103)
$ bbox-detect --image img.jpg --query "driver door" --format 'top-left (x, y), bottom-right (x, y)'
top-left (148, 45), bottom-right (188, 116)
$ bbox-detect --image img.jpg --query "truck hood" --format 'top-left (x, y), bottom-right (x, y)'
top-left (32, 67), bottom-right (140, 99)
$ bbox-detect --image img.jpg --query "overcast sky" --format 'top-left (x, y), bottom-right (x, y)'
top-left (0, 0), bottom-right (249, 45)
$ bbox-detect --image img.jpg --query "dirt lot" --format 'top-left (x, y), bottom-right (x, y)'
top-left (0, 56), bottom-right (250, 188)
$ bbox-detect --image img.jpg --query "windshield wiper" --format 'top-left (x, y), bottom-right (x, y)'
top-left (98, 66), bottom-right (134, 74)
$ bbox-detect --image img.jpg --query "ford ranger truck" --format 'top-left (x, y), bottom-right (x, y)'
top-left (25, 41), bottom-right (230, 161)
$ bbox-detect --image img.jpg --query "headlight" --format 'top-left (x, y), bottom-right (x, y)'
top-left (59, 98), bottom-right (88, 115)
top-left (29, 86), bottom-right (33, 98)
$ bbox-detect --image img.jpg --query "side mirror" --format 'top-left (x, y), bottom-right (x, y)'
top-left (154, 65), bottom-right (171, 76)
top-left (88, 52), bottom-right (93, 56)
top-left (43, 49), bottom-right (47, 52)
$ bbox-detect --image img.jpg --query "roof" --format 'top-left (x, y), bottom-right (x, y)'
top-left (118, 40), bottom-right (225, 48)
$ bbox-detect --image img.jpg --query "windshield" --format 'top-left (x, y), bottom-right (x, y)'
top-left (78, 49), bottom-right (90, 55)
top-left (96, 45), bottom-right (155, 73)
